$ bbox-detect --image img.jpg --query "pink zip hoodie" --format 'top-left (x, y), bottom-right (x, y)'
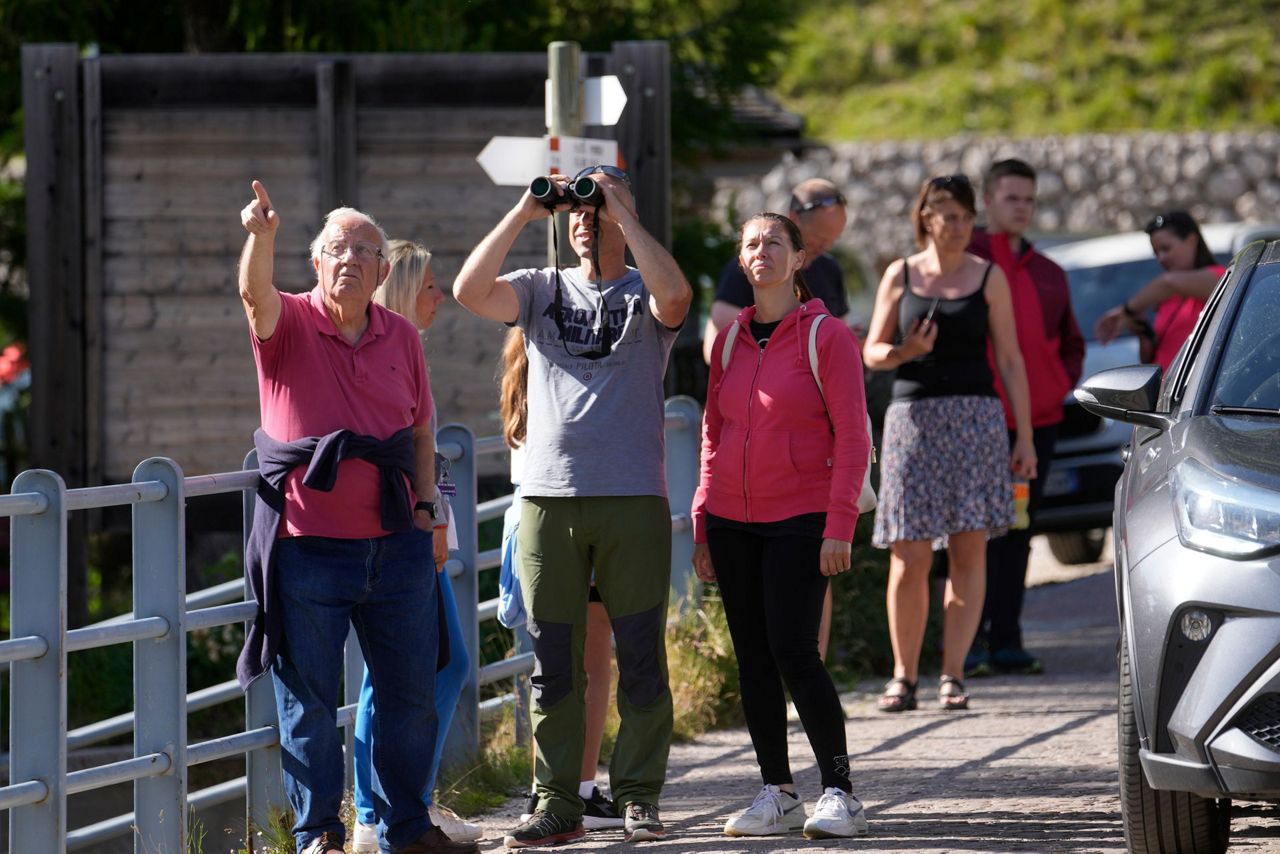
top-left (692, 299), bottom-right (871, 544)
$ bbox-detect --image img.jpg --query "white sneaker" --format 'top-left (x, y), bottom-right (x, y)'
top-left (803, 787), bottom-right (869, 839)
top-left (430, 804), bottom-right (484, 843)
top-left (351, 821), bottom-right (380, 854)
top-left (724, 785), bottom-right (806, 836)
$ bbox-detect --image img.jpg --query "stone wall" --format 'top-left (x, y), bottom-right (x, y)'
top-left (710, 131), bottom-right (1280, 275)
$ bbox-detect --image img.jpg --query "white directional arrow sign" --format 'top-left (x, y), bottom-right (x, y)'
top-left (476, 135), bottom-right (620, 187)
top-left (544, 75), bottom-right (629, 128)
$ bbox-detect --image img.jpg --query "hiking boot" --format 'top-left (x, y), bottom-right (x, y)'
top-left (351, 821), bottom-right (380, 853)
top-left (582, 786), bottom-right (624, 830)
top-left (397, 824), bottom-right (480, 854)
top-left (724, 784), bottom-right (805, 836)
top-left (991, 646), bottom-right (1045, 675)
top-left (430, 804), bottom-right (484, 843)
top-left (964, 643), bottom-right (993, 678)
top-left (503, 810), bottom-right (586, 848)
top-left (300, 832), bottom-right (344, 854)
top-left (802, 788), bottom-right (869, 839)
top-left (623, 801), bottom-right (666, 842)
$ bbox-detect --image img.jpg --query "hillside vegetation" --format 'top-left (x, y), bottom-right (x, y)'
top-left (775, 0), bottom-right (1280, 140)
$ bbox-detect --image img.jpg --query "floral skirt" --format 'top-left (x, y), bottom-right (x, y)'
top-left (872, 395), bottom-right (1013, 549)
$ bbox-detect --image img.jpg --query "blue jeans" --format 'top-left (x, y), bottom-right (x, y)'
top-left (352, 568), bottom-right (470, 827)
top-left (271, 530), bottom-right (438, 853)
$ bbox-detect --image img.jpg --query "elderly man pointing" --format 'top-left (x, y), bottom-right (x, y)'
top-left (235, 181), bottom-right (477, 854)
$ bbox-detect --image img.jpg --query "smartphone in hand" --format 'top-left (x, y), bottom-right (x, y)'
top-left (923, 296), bottom-right (941, 327)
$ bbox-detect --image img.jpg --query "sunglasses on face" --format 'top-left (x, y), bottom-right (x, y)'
top-left (792, 192), bottom-right (847, 214)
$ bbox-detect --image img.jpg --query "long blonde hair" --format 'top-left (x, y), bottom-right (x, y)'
top-left (498, 327), bottom-right (528, 449)
top-left (374, 239), bottom-right (432, 326)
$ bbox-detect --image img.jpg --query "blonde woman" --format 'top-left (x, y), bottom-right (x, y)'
top-left (352, 240), bottom-right (482, 851)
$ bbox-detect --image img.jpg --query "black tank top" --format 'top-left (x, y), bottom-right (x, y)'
top-left (892, 260), bottom-right (997, 401)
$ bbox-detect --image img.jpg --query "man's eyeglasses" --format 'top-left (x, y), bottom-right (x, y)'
top-left (572, 164), bottom-right (632, 189)
top-left (792, 192), bottom-right (846, 214)
top-left (321, 241), bottom-right (383, 263)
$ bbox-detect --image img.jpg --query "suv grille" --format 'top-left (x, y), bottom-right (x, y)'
top-left (1239, 693), bottom-right (1280, 751)
top-left (1058, 402), bottom-right (1102, 440)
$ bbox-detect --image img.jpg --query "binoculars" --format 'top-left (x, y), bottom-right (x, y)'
top-left (530, 175), bottom-right (604, 210)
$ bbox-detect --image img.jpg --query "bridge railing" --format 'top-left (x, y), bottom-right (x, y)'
top-left (0, 396), bottom-right (700, 851)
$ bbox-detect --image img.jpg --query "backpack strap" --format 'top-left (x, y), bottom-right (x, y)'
top-left (807, 314), bottom-right (826, 402)
top-left (720, 321), bottom-right (740, 372)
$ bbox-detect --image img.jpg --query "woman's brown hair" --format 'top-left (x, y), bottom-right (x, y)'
top-left (498, 326), bottom-right (529, 449)
top-left (911, 174), bottom-right (977, 249)
top-left (739, 212), bottom-right (814, 302)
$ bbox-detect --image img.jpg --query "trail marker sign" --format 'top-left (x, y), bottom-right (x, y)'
top-left (476, 135), bottom-right (620, 187)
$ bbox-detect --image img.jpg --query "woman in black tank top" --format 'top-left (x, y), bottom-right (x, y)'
top-left (861, 175), bottom-right (1037, 714)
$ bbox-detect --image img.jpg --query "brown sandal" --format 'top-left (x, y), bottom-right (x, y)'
top-left (877, 677), bottom-right (918, 712)
top-left (939, 675), bottom-right (969, 710)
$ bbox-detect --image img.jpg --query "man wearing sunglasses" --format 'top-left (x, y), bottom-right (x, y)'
top-left (454, 167), bottom-right (692, 848)
top-left (236, 182), bottom-right (475, 854)
top-left (701, 178), bottom-right (850, 364)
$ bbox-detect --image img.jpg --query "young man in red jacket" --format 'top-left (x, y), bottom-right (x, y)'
top-left (966, 159), bottom-right (1085, 675)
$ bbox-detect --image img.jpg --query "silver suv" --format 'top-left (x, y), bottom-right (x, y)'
top-left (1039, 223), bottom-right (1280, 564)
top-left (1076, 237), bottom-right (1280, 853)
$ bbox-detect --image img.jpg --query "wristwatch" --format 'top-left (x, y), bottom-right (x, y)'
top-left (414, 500), bottom-right (438, 521)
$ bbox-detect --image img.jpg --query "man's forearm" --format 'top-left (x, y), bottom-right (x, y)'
top-left (619, 217), bottom-right (692, 323)
top-left (238, 234), bottom-right (276, 306)
top-left (454, 208), bottom-right (528, 313)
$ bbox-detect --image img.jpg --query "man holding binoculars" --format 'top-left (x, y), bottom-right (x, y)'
top-left (453, 167), bottom-right (692, 848)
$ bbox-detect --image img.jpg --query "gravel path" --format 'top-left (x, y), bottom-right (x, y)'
top-left (467, 536), bottom-right (1280, 852)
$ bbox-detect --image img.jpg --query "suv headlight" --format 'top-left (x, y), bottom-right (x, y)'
top-left (1173, 458), bottom-right (1280, 559)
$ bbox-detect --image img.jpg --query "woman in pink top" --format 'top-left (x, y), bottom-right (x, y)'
top-left (1095, 210), bottom-right (1227, 373)
top-left (692, 213), bottom-right (872, 840)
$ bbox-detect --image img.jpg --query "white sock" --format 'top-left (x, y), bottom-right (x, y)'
top-left (579, 780), bottom-right (596, 799)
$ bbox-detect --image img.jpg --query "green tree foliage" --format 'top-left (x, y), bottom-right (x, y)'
top-left (777, 0), bottom-right (1280, 140)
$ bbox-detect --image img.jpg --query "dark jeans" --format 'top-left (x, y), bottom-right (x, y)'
top-left (708, 524), bottom-right (851, 793)
top-left (272, 529), bottom-right (439, 852)
top-left (980, 424), bottom-right (1059, 652)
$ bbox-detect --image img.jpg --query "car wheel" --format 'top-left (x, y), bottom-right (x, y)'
top-left (1118, 625), bottom-right (1230, 853)
top-left (1046, 528), bottom-right (1106, 564)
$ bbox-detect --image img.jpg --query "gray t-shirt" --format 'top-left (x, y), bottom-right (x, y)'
top-left (505, 265), bottom-right (680, 498)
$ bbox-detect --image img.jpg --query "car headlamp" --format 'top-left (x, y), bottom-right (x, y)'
top-left (1173, 458), bottom-right (1280, 559)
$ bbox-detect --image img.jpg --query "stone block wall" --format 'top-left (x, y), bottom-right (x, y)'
top-left (710, 131), bottom-right (1280, 275)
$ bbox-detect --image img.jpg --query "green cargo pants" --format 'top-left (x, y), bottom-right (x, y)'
top-left (518, 495), bottom-right (674, 819)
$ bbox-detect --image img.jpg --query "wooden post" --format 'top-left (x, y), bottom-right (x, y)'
top-left (547, 42), bottom-right (581, 265)
top-left (317, 60), bottom-right (358, 214)
top-left (22, 43), bottom-right (88, 626)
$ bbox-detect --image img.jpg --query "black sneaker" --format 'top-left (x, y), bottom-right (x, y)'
top-left (583, 786), bottom-right (625, 830)
top-left (623, 802), bottom-right (666, 842)
top-left (503, 810), bottom-right (586, 849)
top-left (991, 646), bottom-right (1045, 675)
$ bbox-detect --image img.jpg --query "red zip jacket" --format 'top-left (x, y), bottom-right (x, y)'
top-left (692, 300), bottom-right (871, 544)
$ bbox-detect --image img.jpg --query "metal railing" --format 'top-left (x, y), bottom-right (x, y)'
top-left (0, 396), bottom-right (701, 851)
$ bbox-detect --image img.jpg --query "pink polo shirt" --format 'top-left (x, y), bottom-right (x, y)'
top-left (251, 286), bottom-right (433, 539)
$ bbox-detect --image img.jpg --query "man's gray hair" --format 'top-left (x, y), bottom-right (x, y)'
top-left (309, 207), bottom-right (390, 261)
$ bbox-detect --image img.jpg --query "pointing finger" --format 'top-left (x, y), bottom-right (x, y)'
top-left (252, 180), bottom-right (272, 211)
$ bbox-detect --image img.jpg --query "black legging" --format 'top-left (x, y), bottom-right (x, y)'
top-left (708, 525), bottom-right (851, 793)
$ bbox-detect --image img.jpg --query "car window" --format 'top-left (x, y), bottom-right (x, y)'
top-left (1165, 266), bottom-right (1232, 409)
top-left (1066, 253), bottom-right (1233, 342)
top-left (1208, 266), bottom-right (1280, 410)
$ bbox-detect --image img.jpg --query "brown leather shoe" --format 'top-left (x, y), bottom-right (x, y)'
top-left (395, 824), bottom-right (481, 854)
top-left (300, 832), bottom-right (344, 854)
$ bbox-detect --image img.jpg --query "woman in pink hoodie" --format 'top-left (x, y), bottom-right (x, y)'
top-left (692, 212), bottom-right (872, 840)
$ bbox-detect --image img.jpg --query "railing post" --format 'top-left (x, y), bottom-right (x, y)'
top-left (131, 457), bottom-right (187, 852)
top-left (665, 396), bottom-right (702, 611)
top-left (9, 469), bottom-right (67, 851)
top-left (438, 424), bottom-right (478, 771)
top-left (242, 450), bottom-right (287, 843)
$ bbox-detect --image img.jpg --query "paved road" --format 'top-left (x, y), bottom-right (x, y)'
top-left (470, 536), bottom-right (1280, 852)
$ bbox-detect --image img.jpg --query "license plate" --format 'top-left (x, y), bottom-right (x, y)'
top-left (1043, 468), bottom-right (1079, 497)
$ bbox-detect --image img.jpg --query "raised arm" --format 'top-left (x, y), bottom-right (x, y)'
top-left (238, 180), bottom-right (283, 339)
top-left (453, 186), bottom-right (560, 323)
top-left (597, 178), bottom-right (693, 329)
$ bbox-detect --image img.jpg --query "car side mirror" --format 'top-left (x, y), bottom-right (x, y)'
top-left (1074, 365), bottom-right (1173, 430)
